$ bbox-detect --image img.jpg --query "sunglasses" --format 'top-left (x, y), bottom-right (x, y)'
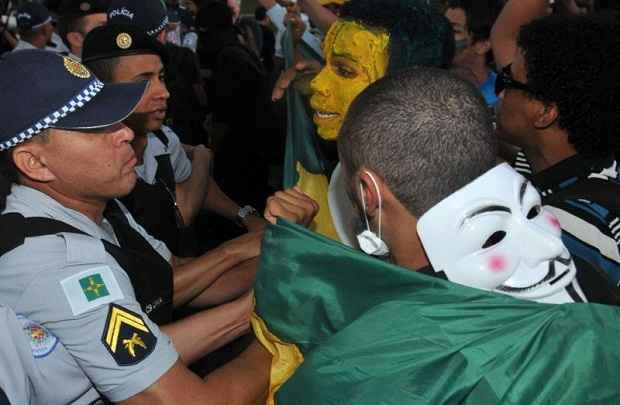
top-left (495, 64), bottom-right (535, 96)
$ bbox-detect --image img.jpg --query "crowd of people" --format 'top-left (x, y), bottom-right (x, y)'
top-left (0, 0), bottom-right (619, 404)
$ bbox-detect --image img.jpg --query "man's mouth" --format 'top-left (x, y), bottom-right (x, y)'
top-left (315, 111), bottom-right (339, 119)
top-left (497, 257), bottom-right (572, 293)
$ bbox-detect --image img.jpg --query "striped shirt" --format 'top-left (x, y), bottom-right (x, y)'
top-left (515, 153), bottom-right (620, 301)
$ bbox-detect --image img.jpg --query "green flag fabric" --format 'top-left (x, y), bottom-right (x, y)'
top-left (255, 221), bottom-right (620, 404)
top-left (281, 29), bottom-right (328, 189)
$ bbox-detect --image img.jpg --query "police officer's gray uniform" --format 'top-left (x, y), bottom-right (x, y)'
top-left (136, 125), bottom-right (192, 185)
top-left (0, 51), bottom-right (179, 403)
top-left (0, 186), bottom-right (178, 402)
top-left (0, 305), bottom-right (36, 405)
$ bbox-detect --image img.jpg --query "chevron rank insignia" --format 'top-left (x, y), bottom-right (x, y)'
top-left (102, 304), bottom-right (156, 366)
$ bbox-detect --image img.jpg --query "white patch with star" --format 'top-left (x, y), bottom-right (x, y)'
top-left (60, 266), bottom-right (124, 316)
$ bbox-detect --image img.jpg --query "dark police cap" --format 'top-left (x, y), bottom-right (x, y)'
top-left (0, 51), bottom-right (147, 151)
top-left (82, 23), bottom-right (168, 64)
top-left (16, 2), bottom-right (52, 30)
top-left (58, 0), bottom-right (110, 16)
top-left (107, 0), bottom-right (168, 37)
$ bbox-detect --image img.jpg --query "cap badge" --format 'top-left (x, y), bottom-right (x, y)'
top-left (63, 57), bottom-right (91, 79)
top-left (80, 2), bottom-right (91, 11)
top-left (116, 33), bottom-right (132, 50)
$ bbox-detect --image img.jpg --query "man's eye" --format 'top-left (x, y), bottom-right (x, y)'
top-left (335, 64), bottom-right (356, 78)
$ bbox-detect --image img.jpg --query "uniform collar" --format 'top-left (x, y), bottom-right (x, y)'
top-left (531, 153), bottom-right (617, 192)
top-left (12, 40), bottom-right (37, 51)
top-left (4, 184), bottom-right (118, 243)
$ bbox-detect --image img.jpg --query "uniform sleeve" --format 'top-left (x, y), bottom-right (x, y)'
top-left (0, 308), bottom-right (35, 405)
top-left (162, 126), bottom-right (192, 183)
top-left (17, 248), bottom-right (178, 403)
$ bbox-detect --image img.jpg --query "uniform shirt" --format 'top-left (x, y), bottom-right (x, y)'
top-left (135, 125), bottom-right (192, 185)
top-left (0, 306), bottom-right (36, 405)
top-left (514, 153), bottom-right (620, 289)
top-left (11, 40), bottom-right (36, 52)
top-left (266, 4), bottom-right (323, 59)
top-left (0, 185), bottom-right (178, 403)
top-left (0, 306), bottom-right (102, 405)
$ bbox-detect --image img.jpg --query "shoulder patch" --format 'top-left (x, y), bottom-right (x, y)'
top-left (60, 266), bottom-right (124, 316)
top-left (102, 303), bottom-right (156, 366)
top-left (17, 316), bottom-right (59, 358)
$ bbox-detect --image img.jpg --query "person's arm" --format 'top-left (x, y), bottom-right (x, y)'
top-left (170, 232), bottom-right (263, 307)
top-left (160, 292), bottom-right (253, 365)
top-left (490, 0), bottom-right (552, 69)
top-left (188, 258), bottom-right (259, 308)
top-left (119, 339), bottom-right (271, 405)
top-left (298, 0), bottom-right (338, 33)
top-left (202, 178), bottom-right (267, 232)
top-left (175, 145), bottom-right (211, 226)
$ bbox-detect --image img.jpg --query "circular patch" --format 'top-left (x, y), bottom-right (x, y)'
top-left (116, 33), bottom-right (132, 50)
top-left (63, 57), bottom-right (91, 79)
top-left (17, 316), bottom-right (59, 358)
top-left (79, 2), bottom-right (91, 11)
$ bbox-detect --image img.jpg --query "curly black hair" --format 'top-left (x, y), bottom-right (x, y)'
top-left (340, 0), bottom-right (455, 72)
top-left (518, 13), bottom-right (620, 155)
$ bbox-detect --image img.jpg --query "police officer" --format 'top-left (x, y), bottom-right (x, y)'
top-left (83, 22), bottom-right (265, 257)
top-left (12, 2), bottom-right (55, 52)
top-left (0, 50), bottom-right (269, 404)
top-left (57, 0), bottom-right (110, 60)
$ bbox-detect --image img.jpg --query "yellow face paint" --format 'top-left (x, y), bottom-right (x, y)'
top-left (310, 21), bottom-right (390, 141)
top-left (319, 0), bottom-right (346, 5)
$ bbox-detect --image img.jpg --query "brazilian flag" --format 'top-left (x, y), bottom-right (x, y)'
top-left (281, 29), bottom-right (339, 240)
top-left (253, 221), bottom-right (620, 404)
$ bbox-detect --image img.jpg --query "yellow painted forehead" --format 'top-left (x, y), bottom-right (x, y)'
top-left (324, 20), bottom-right (390, 80)
top-left (319, 0), bottom-right (346, 5)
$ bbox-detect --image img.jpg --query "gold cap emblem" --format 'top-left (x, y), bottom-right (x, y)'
top-left (116, 33), bottom-right (132, 50)
top-left (63, 57), bottom-right (91, 79)
top-left (79, 2), bottom-right (91, 11)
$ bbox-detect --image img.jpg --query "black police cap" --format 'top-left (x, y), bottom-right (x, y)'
top-left (82, 23), bottom-right (168, 65)
top-left (59, 0), bottom-right (110, 16)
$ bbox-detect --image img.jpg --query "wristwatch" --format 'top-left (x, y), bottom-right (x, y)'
top-left (235, 205), bottom-right (259, 228)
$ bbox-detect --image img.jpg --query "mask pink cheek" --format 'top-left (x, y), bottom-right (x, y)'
top-left (488, 255), bottom-right (508, 273)
top-left (547, 214), bottom-right (562, 231)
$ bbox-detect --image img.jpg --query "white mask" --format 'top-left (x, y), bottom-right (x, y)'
top-left (417, 163), bottom-right (586, 304)
top-left (357, 172), bottom-right (390, 256)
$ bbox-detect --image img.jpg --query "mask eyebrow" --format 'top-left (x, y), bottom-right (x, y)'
top-left (519, 181), bottom-right (529, 204)
top-left (460, 205), bottom-right (511, 227)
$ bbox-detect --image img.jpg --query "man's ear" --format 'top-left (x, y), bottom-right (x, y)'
top-left (532, 101), bottom-right (559, 130)
top-left (66, 31), bottom-right (84, 51)
top-left (357, 169), bottom-right (384, 220)
top-left (12, 143), bottom-right (55, 183)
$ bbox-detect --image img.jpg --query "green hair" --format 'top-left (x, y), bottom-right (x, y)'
top-left (340, 0), bottom-right (454, 73)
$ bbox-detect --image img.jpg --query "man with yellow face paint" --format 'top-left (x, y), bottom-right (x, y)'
top-left (256, 0), bottom-right (454, 402)
top-left (287, 0), bottom-right (453, 241)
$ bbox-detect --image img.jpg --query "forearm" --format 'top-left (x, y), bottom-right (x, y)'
top-left (172, 246), bottom-right (245, 307)
top-left (161, 298), bottom-right (251, 365)
top-left (491, 0), bottom-right (550, 69)
top-left (299, 0), bottom-right (338, 33)
top-left (176, 154), bottom-right (210, 226)
top-left (203, 339), bottom-right (271, 405)
top-left (203, 176), bottom-right (241, 221)
top-left (189, 258), bottom-right (259, 308)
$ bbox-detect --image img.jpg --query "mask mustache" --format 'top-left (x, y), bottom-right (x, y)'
top-left (497, 256), bottom-right (573, 293)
